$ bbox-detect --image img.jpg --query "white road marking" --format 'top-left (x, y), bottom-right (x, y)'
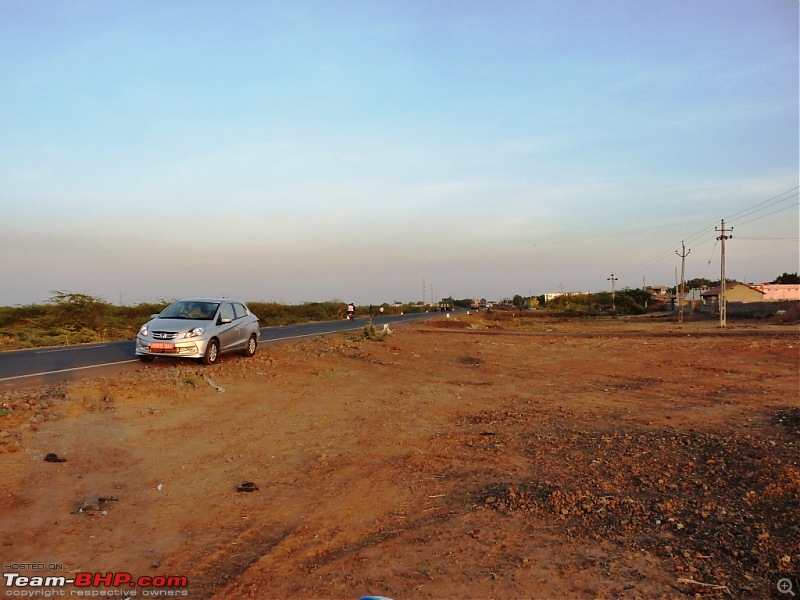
top-left (267, 327), bottom-right (362, 342)
top-left (35, 344), bottom-right (108, 354)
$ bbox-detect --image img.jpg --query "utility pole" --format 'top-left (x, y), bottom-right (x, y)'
top-left (715, 220), bottom-right (733, 328)
top-left (607, 273), bottom-right (618, 311)
top-left (642, 276), bottom-right (648, 309)
top-left (674, 266), bottom-right (678, 313)
top-left (675, 241), bottom-right (691, 323)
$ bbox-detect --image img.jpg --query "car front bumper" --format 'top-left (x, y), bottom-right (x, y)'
top-left (135, 337), bottom-right (209, 359)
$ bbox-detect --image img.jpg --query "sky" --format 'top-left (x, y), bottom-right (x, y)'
top-left (1, 0), bottom-right (798, 306)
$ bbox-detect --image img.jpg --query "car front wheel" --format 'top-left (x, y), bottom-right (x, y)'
top-left (202, 339), bottom-right (220, 365)
top-left (242, 334), bottom-right (257, 357)
top-left (139, 355), bottom-right (155, 363)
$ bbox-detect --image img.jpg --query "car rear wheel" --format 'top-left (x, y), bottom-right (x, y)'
top-left (202, 339), bottom-right (220, 365)
top-left (242, 334), bottom-right (257, 357)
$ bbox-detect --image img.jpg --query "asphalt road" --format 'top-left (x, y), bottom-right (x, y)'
top-left (0, 312), bottom-right (446, 386)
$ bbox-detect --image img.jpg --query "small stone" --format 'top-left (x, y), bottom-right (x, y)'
top-left (0, 440), bottom-right (21, 453)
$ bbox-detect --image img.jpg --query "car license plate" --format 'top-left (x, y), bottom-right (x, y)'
top-left (150, 343), bottom-right (173, 351)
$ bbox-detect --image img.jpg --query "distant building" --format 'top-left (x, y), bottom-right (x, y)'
top-left (646, 285), bottom-right (670, 298)
top-left (544, 291), bottom-right (583, 303)
top-left (685, 287), bottom-right (709, 301)
top-left (702, 282), bottom-right (765, 313)
top-left (670, 287), bottom-right (709, 312)
top-left (758, 283), bottom-right (800, 301)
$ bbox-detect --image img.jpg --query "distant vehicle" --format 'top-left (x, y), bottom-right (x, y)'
top-left (135, 298), bottom-right (259, 365)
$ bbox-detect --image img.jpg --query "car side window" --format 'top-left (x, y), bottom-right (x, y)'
top-left (220, 302), bottom-right (235, 322)
top-left (233, 303), bottom-right (247, 319)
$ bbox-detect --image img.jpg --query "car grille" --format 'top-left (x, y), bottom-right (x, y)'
top-left (152, 331), bottom-right (178, 340)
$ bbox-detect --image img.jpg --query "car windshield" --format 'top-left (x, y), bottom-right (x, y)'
top-left (159, 301), bottom-right (219, 320)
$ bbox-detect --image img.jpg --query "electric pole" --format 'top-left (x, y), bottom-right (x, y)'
top-left (607, 273), bottom-right (618, 311)
top-left (715, 220), bottom-right (733, 328)
top-left (675, 241), bottom-right (690, 323)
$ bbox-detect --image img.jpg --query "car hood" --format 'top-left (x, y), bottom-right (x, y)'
top-left (147, 317), bottom-right (214, 332)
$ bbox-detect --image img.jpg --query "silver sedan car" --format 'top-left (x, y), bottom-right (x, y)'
top-left (135, 298), bottom-right (259, 365)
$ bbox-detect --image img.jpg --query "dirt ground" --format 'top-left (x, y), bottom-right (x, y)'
top-left (0, 312), bottom-right (798, 599)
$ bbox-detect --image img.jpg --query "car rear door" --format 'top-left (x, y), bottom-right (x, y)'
top-left (216, 302), bottom-right (239, 352)
top-left (232, 302), bottom-right (251, 348)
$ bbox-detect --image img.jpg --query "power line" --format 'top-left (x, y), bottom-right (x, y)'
top-left (624, 220), bottom-right (717, 277)
top-left (730, 201), bottom-right (799, 228)
top-left (698, 187), bottom-right (797, 243)
top-left (736, 236), bottom-right (800, 241)
top-left (724, 186), bottom-right (799, 224)
top-left (703, 239), bottom-right (719, 278)
top-left (619, 185), bottom-right (798, 285)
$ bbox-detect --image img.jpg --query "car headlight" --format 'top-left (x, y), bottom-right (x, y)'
top-left (139, 325), bottom-right (148, 336)
top-left (184, 327), bottom-right (204, 338)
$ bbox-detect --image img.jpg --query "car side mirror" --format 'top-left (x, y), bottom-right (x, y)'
top-left (218, 316), bottom-right (232, 325)
top-left (151, 313), bottom-right (160, 319)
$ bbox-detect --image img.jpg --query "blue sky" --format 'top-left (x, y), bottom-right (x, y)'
top-left (1, 0), bottom-right (797, 306)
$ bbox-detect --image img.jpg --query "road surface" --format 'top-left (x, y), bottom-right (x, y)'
top-left (0, 312), bottom-right (448, 387)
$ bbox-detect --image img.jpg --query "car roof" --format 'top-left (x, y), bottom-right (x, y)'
top-left (175, 298), bottom-right (242, 304)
